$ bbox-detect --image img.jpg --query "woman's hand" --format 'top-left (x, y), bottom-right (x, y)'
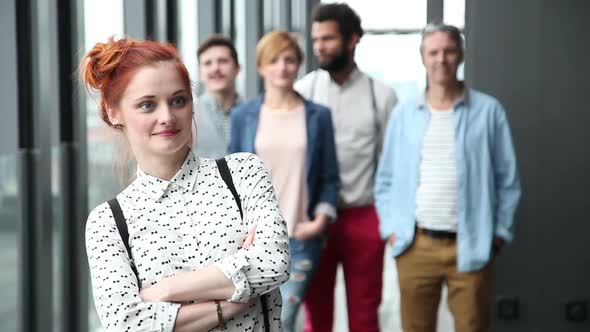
top-left (222, 298), bottom-right (258, 319)
top-left (140, 225), bottom-right (258, 303)
top-left (242, 225), bottom-right (256, 248)
top-left (140, 277), bottom-right (172, 302)
top-left (292, 214), bottom-right (328, 240)
top-left (174, 298), bottom-right (259, 332)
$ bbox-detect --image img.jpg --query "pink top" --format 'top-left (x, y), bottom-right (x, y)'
top-left (255, 104), bottom-right (308, 236)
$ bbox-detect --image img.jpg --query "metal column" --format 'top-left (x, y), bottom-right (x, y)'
top-left (427, 0), bottom-right (444, 23)
top-left (234, 0), bottom-right (263, 98)
top-left (16, 0), bottom-right (55, 330)
top-left (56, 0), bottom-right (89, 331)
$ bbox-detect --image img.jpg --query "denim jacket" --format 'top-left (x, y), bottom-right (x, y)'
top-left (229, 94), bottom-right (340, 220)
top-left (374, 88), bottom-right (521, 272)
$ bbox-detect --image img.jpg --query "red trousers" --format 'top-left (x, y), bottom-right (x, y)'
top-left (303, 205), bottom-right (386, 332)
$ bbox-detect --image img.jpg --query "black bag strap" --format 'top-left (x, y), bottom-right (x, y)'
top-left (368, 76), bottom-right (378, 124)
top-left (107, 198), bottom-right (140, 284)
top-left (367, 76), bottom-right (380, 141)
top-left (368, 76), bottom-right (381, 173)
top-left (215, 158), bottom-right (243, 219)
top-left (107, 159), bottom-right (270, 331)
top-left (260, 296), bottom-right (270, 330)
top-left (216, 157), bottom-right (270, 332)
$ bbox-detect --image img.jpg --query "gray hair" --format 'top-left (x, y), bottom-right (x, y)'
top-left (419, 22), bottom-right (464, 62)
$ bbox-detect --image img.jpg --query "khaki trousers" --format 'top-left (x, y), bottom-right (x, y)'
top-left (395, 229), bottom-right (494, 332)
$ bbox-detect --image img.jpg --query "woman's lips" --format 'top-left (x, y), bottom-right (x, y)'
top-left (154, 129), bottom-right (180, 136)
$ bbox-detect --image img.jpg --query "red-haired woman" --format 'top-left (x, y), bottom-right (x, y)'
top-left (81, 37), bottom-right (289, 332)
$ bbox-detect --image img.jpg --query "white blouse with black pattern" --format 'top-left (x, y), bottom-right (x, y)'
top-left (85, 151), bottom-right (290, 332)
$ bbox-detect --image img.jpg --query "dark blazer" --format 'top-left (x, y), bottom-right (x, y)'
top-left (229, 94), bottom-right (340, 220)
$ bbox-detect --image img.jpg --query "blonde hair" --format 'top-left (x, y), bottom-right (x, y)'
top-left (256, 31), bottom-right (303, 68)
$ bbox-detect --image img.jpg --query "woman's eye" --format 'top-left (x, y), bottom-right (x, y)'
top-left (172, 96), bottom-right (186, 107)
top-left (139, 102), bottom-right (154, 111)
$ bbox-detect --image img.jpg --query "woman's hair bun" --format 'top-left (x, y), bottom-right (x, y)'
top-left (79, 36), bottom-right (191, 129)
top-left (80, 36), bottom-right (135, 92)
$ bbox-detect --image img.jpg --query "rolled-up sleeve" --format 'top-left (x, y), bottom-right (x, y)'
top-left (314, 107), bottom-right (340, 222)
top-left (85, 204), bottom-right (181, 332)
top-left (314, 202), bottom-right (337, 221)
top-left (213, 153), bottom-right (291, 302)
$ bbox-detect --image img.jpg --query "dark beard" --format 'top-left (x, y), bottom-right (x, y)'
top-left (319, 49), bottom-right (349, 72)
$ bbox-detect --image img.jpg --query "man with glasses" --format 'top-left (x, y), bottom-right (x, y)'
top-left (375, 22), bottom-right (521, 332)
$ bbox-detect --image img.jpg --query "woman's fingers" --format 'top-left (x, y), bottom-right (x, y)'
top-left (242, 225), bottom-right (257, 248)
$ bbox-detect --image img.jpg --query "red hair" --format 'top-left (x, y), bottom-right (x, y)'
top-left (80, 36), bottom-right (192, 127)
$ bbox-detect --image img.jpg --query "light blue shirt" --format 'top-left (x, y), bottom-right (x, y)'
top-left (374, 88), bottom-right (521, 272)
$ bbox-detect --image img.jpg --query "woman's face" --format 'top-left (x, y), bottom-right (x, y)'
top-left (259, 48), bottom-right (300, 89)
top-left (111, 61), bottom-right (193, 159)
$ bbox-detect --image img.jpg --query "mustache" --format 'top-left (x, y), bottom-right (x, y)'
top-left (207, 71), bottom-right (226, 79)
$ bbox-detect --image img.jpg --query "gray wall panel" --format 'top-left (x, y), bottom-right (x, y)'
top-left (466, 0), bottom-right (590, 330)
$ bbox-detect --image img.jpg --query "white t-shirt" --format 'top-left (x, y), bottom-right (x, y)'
top-left (415, 106), bottom-right (458, 231)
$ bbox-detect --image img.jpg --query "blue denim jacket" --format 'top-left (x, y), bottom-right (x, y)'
top-left (374, 88), bottom-right (521, 272)
top-left (229, 94), bottom-right (340, 220)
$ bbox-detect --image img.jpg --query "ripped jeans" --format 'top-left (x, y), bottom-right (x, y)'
top-left (280, 237), bottom-right (324, 332)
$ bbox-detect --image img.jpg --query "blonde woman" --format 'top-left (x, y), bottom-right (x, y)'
top-left (229, 31), bottom-right (340, 331)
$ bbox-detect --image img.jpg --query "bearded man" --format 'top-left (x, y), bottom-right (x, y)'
top-left (295, 3), bottom-right (397, 332)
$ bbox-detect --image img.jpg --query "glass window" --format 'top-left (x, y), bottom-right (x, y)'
top-left (177, 0), bottom-right (198, 88)
top-left (1, 1), bottom-right (20, 330)
top-left (356, 33), bottom-right (426, 103)
top-left (0, 154), bottom-right (19, 332)
top-left (444, 0), bottom-right (465, 80)
top-left (83, 0), bottom-right (125, 203)
top-left (444, 0), bottom-right (465, 29)
top-left (323, 0), bottom-right (428, 102)
top-left (322, 0), bottom-right (427, 30)
top-left (83, 1), bottom-right (125, 331)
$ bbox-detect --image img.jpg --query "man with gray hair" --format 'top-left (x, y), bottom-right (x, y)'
top-left (374, 22), bottom-right (521, 332)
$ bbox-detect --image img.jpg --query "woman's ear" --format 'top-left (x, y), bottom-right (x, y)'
top-left (106, 106), bottom-right (122, 127)
top-left (257, 66), bottom-right (265, 80)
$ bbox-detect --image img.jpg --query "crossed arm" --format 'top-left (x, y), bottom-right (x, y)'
top-left (86, 155), bottom-right (289, 332)
top-left (86, 207), bottom-right (263, 332)
top-left (146, 228), bottom-right (257, 332)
